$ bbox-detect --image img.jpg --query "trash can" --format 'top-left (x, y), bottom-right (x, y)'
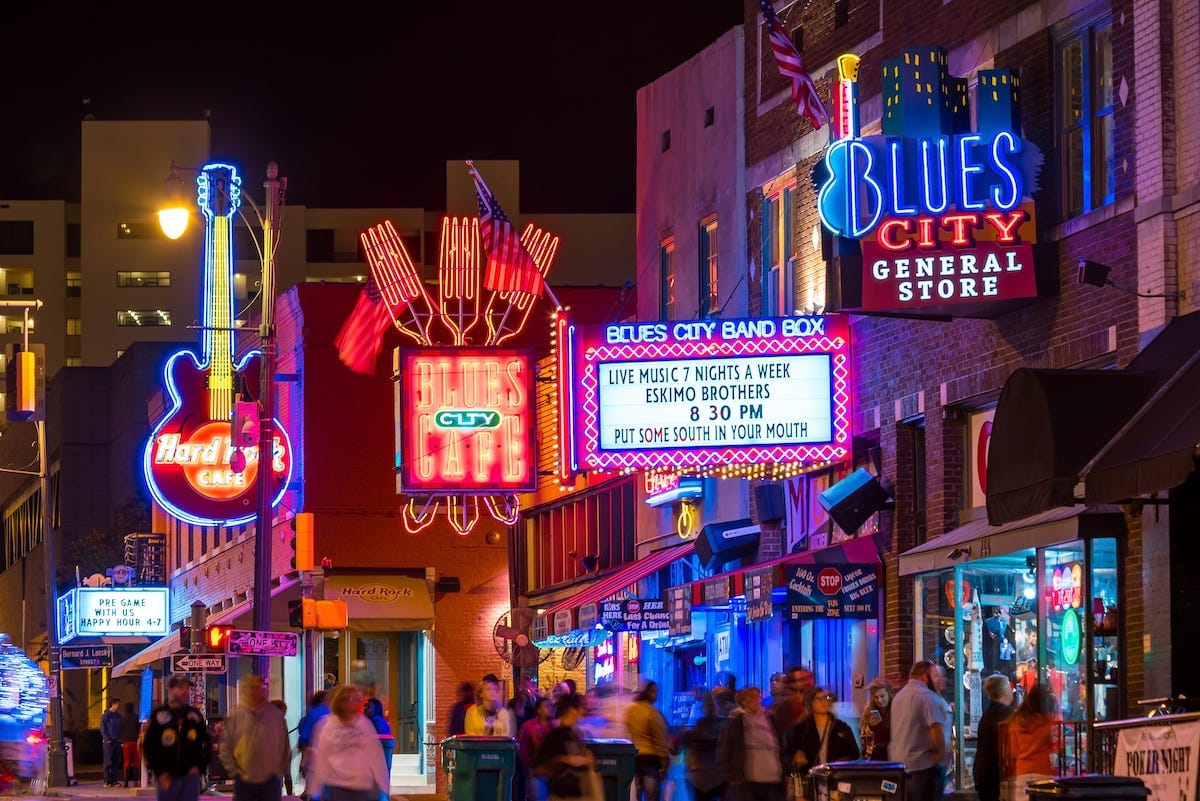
top-left (441, 735), bottom-right (517, 801)
top-left (1027, 775), bottom-right (1150, 801)
top-left (807, 760), bottom-right (907, 801)
top-left (586, 739), bottom-right (637, 801)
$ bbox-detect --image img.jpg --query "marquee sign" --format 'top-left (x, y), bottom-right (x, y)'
top-left (818, 49), bottom-right (1046, 319)
top-left (144, 163), bottom-right (292, 526)
top-left (57, 587), bottom-right (171, 642)
top-left (558, 315), bottom-right (850, 474)
top-left (396, 348), bottom-right (535, 493)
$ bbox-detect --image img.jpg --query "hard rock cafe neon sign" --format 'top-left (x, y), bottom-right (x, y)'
top-left (143, 164), bottom-right (293, 526)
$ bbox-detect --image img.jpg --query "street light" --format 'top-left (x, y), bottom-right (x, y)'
top-left (159, 161), bottom-right (285, 678)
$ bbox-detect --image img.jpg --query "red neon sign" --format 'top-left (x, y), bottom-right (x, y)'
top-left (397, 348), bottom-right (536, 493)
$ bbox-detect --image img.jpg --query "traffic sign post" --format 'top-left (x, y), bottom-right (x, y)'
top-left (170, 653), bottom-right (228, 674)
top-left (61, 645), bottom-right (114, 669)
top-left (227, 630), bottom-right (298, 657)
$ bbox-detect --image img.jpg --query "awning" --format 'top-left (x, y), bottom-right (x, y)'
top-left (899, 505), bottom-right (1126, 576)
top-left (111, 574), bottom-right (303, 679)
top-left (1083, 312), bottom-right (1200, 504)
top-left (986, 368), bottom-right (1151, 524)
top-left (541, 541), bottom-right (697, 618)
top-left (323, 574), bottom-right (434, 631)
top-left (988, 310), bottom-right (1200, 524)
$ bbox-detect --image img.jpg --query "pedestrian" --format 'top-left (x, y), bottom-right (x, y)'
top-left (363, 698), bottom-right (394, 801)
top-left (448, 681), bottom-right (475, 737)
top-left (298, 690), bottom-right (331, 800)
top-left (310, 684), bottom-right (390, 801)
top-left (718, 686), bottom-right (785, 801)
top-left (142, 675), bottom-right (212, 801)
top-left (465, 676), bottom-right (518, 736)
top-left (519, 697), bottom-right (556, 801)
top-left (120, 701), bottom-right (142, 787)
top-left (859, 679), bottom-right (894, 761)
top-left (220, 674), bottom-right (292, 801)
top-left (532, 693), bottom-right (599, 801)
top-left (764, 674), bottom-right (788, 708)
top-left (973, 675), bottom-right (1014, 801)
top-left (680, 691), bottom-right (727, 801)
top-left (270, 700), bottom-right (295, 796)
top-left (888, 661), bottom-right (952, 801)
top-left (785, 687), bottom-right (859, 795)
top-left (102, 697), bottom-right (123, 787)
top-left (626, 682), bottom-right (670, 801)
top-left (1006, 682), bottom-right (1057, 801)
top-left (772, 667), bottom-right (815, 734)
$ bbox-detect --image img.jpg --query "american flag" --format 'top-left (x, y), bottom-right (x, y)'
top-left (333, 278), bottom-right (392, 374)
top-left (472, 168), bottom-right (545, 297)
top-left (759, 0), bottom-right (828, 130)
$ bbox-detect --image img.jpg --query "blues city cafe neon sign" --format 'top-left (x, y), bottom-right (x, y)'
top-left (817, 49), bottom-right (1045, 317)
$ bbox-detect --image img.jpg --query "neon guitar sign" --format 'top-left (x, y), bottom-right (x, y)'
top-left (143, 163), bottom-right (292, 526)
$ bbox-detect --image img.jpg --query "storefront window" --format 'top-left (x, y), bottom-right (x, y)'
top-left (1041, 542), bottom-right (1086, 721)
top-left (1090, 538), bottom-right (1120, 722)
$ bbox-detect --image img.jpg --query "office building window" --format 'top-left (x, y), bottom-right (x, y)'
top-left (116, 222), bottom-right (168, 240)
top-left (0, 221), bottom-right (34, 255)
top-left (66, 318), bottom-right (81, 336)
top-left (1058, 17), bottom-right (1114, 218)
top-left (66, 357), bottom-right (82, 367)
top-left (699, 219), bottom-right (719, 318)
top-left (117, 271), bottom-right (171, 287)
top-left (117, 310), bottom-right (171, 327)
top-left (761, 186), bottom-right (794, 316)
top-left (66, 272), bottom-right (81, 297)
top-left (659, 237), bottom-right (676, 320)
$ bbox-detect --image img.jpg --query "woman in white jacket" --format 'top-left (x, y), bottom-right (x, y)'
top-left (311, 684), bottom-right (390, 801)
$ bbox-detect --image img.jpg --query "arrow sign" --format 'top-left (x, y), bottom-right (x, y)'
top-left (61, 645), bottom-right (113, 669)
top-left (227, 630), bottom-right (299, 657)
top-left (170, 653), bottom-right (228, 674)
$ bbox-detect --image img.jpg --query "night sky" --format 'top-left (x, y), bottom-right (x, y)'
top-left (1, 3), bottom-right (744, 212)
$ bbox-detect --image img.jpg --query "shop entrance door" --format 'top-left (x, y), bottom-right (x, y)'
top-left (347, 632), bottom-right (423, 755)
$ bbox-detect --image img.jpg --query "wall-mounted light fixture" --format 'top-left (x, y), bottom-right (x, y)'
top-left (1077, 259), bottom-right (1184, 299)
top-left (947, 546), bottom-right (972, 560)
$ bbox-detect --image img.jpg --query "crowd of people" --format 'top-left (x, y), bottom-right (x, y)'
top-left (116, 660), bottom-right (1059, 801)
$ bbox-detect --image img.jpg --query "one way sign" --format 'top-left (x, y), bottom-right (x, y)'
top-left (170, 653), bottom-right (228, 674)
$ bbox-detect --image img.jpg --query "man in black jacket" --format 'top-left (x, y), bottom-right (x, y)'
top-left (142, 676), bottom-right (212, 801)
top-left (972, 674), bottom-right (1014, 801)
top-left (101, 698), bottom-right (123, 787)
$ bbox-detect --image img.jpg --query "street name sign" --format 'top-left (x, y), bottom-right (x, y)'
top-left (227, 630), bottom-right (299, 657)
top-left (170, 653), bottom-right (228, 674)
top-left (62, 645), bottom-right (113, 669)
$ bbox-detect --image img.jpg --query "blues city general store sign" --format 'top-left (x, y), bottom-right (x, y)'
top-left (818, 48), bottom-right (1046, 319)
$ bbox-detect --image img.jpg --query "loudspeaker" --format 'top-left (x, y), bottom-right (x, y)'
top-left (695, 519), bottom-right (760, 571)
top-left (754, 484), bottom-right (785, 524)
top-left (818, 468), bottom-right (892, 534)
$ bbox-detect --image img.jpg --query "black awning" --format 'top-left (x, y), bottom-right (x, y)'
top-left (1083, 311), bottom-right (1200, 503)
top-left (986, 367), bottom-right (1152, 525)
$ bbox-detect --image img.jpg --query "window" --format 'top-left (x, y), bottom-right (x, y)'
top-left (704, 106), bottom-right (715, 127)
top-left (791, 27), bottom-right (804, 54)
top-left (66, 223), bottom-right (80, 258)
top-left (0, 221), bottom-right (34, 255)
top-left (661, 130), bottom-right (671, 152)
top-left (66, 318), bottom-right (81, 336)
top-left (66, 272), bottom-right (81, 297)
top-left (66, 357), bottom-right (81, 367)
top-left (760, 186), bottom-right (794, 316)
top-left (117, 271), bottom-right (171, 287)
top-left (307, 229), bottom-right (335, 262)
top-left (116, 222), bottom-right (166, 240)
top-left (834, 0), bottom-right (849, 27)
top-left (1058, 16), bottom-right (1114, 217)
top-left (699, 219), bottom-right (719, 318)
top-left (117, 310), bottom-right (171, 327)
top-left (659, 237), bottom-right (676, 320)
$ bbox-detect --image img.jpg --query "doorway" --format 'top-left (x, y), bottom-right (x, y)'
top-left (344, 631), bottom-right (424, 755)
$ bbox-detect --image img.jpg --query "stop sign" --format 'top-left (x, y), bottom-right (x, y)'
top-left (818, 568), bottom-right (843, 596)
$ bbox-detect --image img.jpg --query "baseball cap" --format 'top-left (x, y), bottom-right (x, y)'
top-left (167, 675), bottom-right (192, 689)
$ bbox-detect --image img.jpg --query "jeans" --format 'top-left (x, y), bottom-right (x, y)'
top-left (737, 781), bottom-right (785, 801)
top-left (234, 776), bottom-right (283, 801)
top-left (635, 756), bottom-right (664, 801)
top-left (324, 788), bottom-right (378, 801)
top-left (104, 740), bottom-right (123, 783)
top-left (157, 772), bottom-right (203, 801)
top-left (905, 766), bottom-right (945, 801)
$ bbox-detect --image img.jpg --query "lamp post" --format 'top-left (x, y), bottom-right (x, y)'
top-left (161, 161), bottom-right (285, 679)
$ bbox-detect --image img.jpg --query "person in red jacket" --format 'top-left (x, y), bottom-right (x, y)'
top-left (518, 698), bottom-right (555, 801)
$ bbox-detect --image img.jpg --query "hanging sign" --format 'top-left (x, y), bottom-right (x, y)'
top-left (787, 563), bottom-right (878, 619)
top-left (1114, 721), bottom-right (1199, 801)
top-left (817, 48), bottom-right (1046, 319)
top-left (598, 599), bottom-right (669, 632)
top-left (745, 567), bottom-right (775, 622)
top-left (703, 577), bottom-right (731, 608)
